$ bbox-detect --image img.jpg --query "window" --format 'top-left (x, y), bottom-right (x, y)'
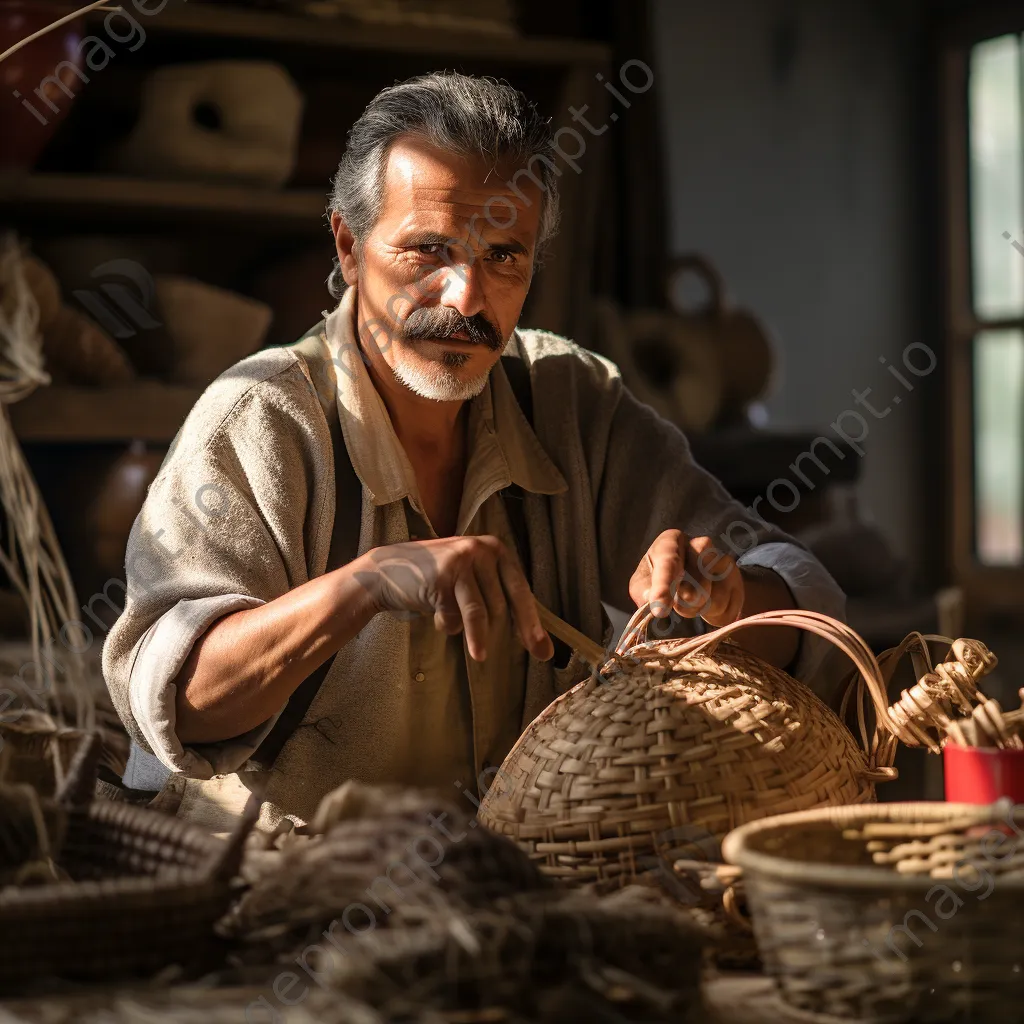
top-left (943, 10), bottom-right (1024, 615)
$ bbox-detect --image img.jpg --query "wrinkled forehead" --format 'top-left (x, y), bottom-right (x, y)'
top-left (375, 135), bottom-right (543, 244)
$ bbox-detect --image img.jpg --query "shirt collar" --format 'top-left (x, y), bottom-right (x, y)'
top-left (323, 285), bottom-right (567, 510)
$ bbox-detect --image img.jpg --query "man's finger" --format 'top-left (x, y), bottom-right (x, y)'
top-left (476, 559), bottom-right (508, 625)
top-left (453, 573), bottom-right (490, 661)
top-left (674, 572), bottom-right (711, 618)
top-left (696, 579), bottom-right (731, 622)
top-left (719, 575), bottom-right (746, 625)
top-left (432, 584), bottom-right (464, 637)
top-left (648, 536), bottom-right (687, 617)
top-left (497, 551), bottom-right (552, 660)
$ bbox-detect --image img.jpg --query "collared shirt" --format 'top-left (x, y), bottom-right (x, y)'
top-left (318, 287), bottom-right (567, 797)
top-left (104, 285), bottom-right (847, 829)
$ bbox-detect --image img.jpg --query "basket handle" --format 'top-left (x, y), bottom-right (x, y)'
top-left (616, 605), bottom-right (897, 770)
top-left (665, 254), bottom-right (727, 318)
top-left (841, 631), bottom-right (997, 759)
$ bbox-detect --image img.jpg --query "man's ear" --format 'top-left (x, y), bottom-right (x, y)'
top-left (331, 211), bottom-right (360, 286)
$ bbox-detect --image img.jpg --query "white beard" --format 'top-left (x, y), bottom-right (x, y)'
top-left (392, 351), bottom-right (490, 402)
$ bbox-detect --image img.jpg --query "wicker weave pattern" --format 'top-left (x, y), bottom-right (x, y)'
top-left (479, 625), bottom-right (877, 888)
top-left (479, 609), bottom-right (996, 893)
top-left (724, 802), bottom-right (1024, 1022)
top-left (0, 798), bottom-right (244, 990)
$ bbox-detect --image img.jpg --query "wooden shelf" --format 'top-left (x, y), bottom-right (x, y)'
top-left (10, 383), bottom-right (201, 443)
top-left (103, 4), bottom-right (610, 67)
top-left (0, 173), bottom-right (327, 228)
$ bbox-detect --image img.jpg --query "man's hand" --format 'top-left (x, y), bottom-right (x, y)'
top-left (356, 535), bottom-right (554, 663)
top-left (629, 530), bottom-right (744, 625)
top-left (628, 529), bottom-right (799, 667)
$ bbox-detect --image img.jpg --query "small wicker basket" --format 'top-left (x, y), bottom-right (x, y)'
top-left (722, 801), bottom-right (1024, 1022)
top-left (478, 608), bottom-right (996, 893)
top-left (0, 736), bottom-right (254, 991)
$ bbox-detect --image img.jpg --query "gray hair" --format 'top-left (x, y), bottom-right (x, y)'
top-left (326, 72), bottom-right (560, 299)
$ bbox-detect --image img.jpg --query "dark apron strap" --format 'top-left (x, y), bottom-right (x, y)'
top-left (249, 322), bottom-right (362, 771)
top-left (251, 330), bottom-right (540, 770)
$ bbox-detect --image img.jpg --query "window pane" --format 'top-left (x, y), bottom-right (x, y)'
top-left (974, 329), bottom-right (1024, 565)
top-left (969, 34), bottom-right (1024, 321)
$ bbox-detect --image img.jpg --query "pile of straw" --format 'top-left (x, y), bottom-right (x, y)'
top-left (224, 782), bottom-right (552, 959)
top-left (0, 235), bottom-right (90, 731)
top-left (319, 887), bottom-right (706, 1023)
top-left (220, 782), bottom-right (707, 1023)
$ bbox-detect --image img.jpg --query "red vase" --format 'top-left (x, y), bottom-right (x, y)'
top-left (0, 1), bottom-right (85, 170)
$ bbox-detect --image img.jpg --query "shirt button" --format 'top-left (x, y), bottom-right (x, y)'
top-left (414, 671), bottom-right (426, 682)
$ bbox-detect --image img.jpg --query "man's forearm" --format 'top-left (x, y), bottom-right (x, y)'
top-left (731, 566), bottom-right (799, 669)
top-left (173, 555), bottom-right (380, 745)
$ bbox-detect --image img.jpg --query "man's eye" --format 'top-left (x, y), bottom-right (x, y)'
top-left (416, 243), bottom-right (443, 255)
top-left (488, 250), bottom-right (514, 264)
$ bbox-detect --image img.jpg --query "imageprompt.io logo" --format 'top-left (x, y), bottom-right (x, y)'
top-left (73, 259), bottom-right (161, 339)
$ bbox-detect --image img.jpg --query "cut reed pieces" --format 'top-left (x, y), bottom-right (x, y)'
top-left (876, 635), bottom-right (998, 756)
top-left (942, 695), bottom-right (1024, 750)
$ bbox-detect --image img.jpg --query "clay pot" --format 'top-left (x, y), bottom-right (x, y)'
top-left (665, 254), bottom-right (776, 427)
top-left (0, 2), bottom-right (86, 170)
top-left (86, 441), bottom-right (165, 583)
top-left (592, 297), bottom-right (722, 435)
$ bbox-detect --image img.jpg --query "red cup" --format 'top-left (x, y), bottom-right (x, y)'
top-left (944, 743), bottom-right (1024, 804)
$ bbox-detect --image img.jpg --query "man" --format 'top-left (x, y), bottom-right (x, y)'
top-left (103, 72), bottom-right (844, 829)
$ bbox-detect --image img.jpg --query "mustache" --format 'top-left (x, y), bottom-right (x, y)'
top-left (398, 306), bottom-right (504, 352)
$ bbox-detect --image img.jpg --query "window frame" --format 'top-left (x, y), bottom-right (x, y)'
top-left (940, 2), bottom-right (1024, 618)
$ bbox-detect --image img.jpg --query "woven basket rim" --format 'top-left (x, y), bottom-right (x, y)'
top-left (721, 800), bottom-right (1024, 890)
top-left (0, 868), bottom-right (219, 911)
top-left (0, 799), bottom-right (231, 912)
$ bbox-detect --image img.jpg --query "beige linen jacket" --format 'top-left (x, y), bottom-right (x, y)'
top-left (102, 286), bottom-right (845, 827)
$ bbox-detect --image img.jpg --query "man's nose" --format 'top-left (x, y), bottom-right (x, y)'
top-left (438, 262), bottom-right (486, 318)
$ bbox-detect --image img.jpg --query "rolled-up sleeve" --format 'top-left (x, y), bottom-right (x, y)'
top-left (129, 595), bottom-right (268, 778)
top-left (737, 541), bottom-right (847, 699)
top-left (102, 352), bottom-right (336, 779)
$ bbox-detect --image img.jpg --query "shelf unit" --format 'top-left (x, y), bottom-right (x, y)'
top-left (2, 3), bottom-right (611, 446)
top-left (0, 2), bottom-right (612, 601)
top-left (9, 383), bottom-right (200, 443)
top-left (0, 173), bottom-right (327, 229)
top-left (108, 3), bottom-right (610, 66)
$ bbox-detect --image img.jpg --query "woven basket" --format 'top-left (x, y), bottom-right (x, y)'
top-left (722, 801), bottom-right (1024, 1022)
top-left (478, 608), bottom-right (996, 892)
top-left (0, 736), bottom-right (254, 991)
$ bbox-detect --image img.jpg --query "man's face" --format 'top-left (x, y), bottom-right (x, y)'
top-left (335, 136), bottom-right (542, 402)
